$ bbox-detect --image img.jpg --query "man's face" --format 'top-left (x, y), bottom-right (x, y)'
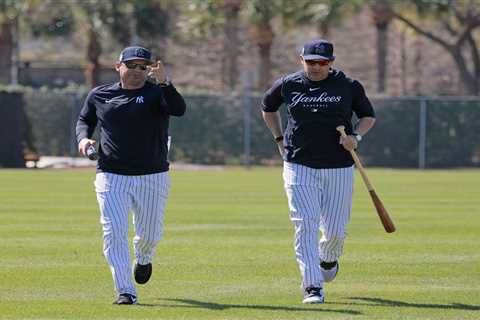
top-left (115, 59), bottom-right (150, 89)
top-left (301, 57), bottom-right (333, 81)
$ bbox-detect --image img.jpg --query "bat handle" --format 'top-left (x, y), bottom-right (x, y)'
top-left (86, 145), bottom-right (98, 160)
top-left (336, 125), bottom-right (374, 191)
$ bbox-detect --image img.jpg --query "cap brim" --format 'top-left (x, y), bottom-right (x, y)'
top-left (121, 57), bottom-right (153, 64)
top-left (302, 55), bottom-right (335, 61)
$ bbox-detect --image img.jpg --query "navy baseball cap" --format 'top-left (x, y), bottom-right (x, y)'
top-left (301, 39), bottom-right (335, 61)
top-left (119, 46), bottom-right (152, 64)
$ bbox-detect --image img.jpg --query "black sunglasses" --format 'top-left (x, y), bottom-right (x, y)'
top-left (123, 62), bottom-right (148, 70)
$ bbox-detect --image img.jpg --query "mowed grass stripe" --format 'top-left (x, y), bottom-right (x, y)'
top-left (0, 168), bottom-right (479, 320)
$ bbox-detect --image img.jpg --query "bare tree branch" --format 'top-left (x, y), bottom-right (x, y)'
top-left (393, 3), bottom-right (480, 94)
top-left (467, 32), bottom-right (480, 81)
top-left (391, 11), bottom-right (454, 51)
top-left (453, 46), bottom-right (476, 86)
top-left (442, 18), bottom-right (457, 36)
top-left (456, 19), bottom-right (480, 46)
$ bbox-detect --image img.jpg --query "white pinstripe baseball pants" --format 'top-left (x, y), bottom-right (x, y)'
top-left (283, 162), bottom-right (354, 289)
top-left (94, 172), bottom-right (170, 296)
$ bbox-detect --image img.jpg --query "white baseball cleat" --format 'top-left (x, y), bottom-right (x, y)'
top-left (302, 287), bottom-right (324, 304)
top-left (320, 260), bottom-right (339, 283)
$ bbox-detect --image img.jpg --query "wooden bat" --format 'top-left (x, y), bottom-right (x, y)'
top-left (336, 126), bottom-right (396, 233)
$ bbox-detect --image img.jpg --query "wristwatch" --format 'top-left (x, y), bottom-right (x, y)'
top-left (353, 133), bottom-right (362, 142)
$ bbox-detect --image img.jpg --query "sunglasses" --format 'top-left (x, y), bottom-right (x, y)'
top-left (123, 62), bottom-right (148, 70)
top-left (304, 60), bottom-right (330, 66)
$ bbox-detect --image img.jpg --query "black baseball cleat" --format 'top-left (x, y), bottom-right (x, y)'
top-left (134, 262), bottom-right (152, 284)
top-left (303, 286), bottom-right (324, 304)
top-left (320, 260), bottom-right (339, 282)
top-left (113, 293), bottom-right (137, 305)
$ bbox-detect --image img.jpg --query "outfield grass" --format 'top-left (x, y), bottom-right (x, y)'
top-left (0, 167), bottom-right (479, 320)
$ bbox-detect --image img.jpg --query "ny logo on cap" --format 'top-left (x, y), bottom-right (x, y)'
top-left (136, 48), bottom-right (148, 58)
top-left (314, 44), bottom-right (326, 54)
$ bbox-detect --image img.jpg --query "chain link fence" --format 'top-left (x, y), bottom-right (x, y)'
top-left (17, 89), bottom-right (480, 168)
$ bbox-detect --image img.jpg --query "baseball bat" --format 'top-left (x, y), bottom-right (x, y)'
top-left (336, 126), bottom-right (396, 233)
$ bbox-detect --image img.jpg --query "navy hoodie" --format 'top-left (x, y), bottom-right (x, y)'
top-left (262, 69), bottom-right (375, 169)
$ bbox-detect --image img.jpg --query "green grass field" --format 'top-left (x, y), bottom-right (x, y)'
top-left (0, 167), bottom-right (479, 320)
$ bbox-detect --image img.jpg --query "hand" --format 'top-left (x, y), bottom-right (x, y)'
top-left (78, 138), bottom-right (96, 157)
top-left (147, 60), bottom-right (167, 84)
top-left (339, 135), bottom-right (358, 151)
top-left (276, 140), bottom-right (285, 157)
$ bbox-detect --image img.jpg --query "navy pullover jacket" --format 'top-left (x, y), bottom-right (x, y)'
top-left (76, 81), bottom-right (186, 175)
top-left (262, 69), bottom-right (375, 169)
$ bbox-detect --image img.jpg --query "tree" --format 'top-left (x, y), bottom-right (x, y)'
top-left (280, 0), bottom-right (360, 37)
top-left (391, 0), bottom-right (480, 95)
top-left (245, 0), bottom-right (368, 90)
top-left (0, 0), bottom-right (26, 85)
top-left (245, 0), bottom-right (280, 91)
top-left (370, 0), bottom-right (394, 93)
top-left (281, 0), bottom-right (394, 94)
top-left (178, 0), bottom-right (242, 91)
top-left (132, 0), bottom-right (175, 58)
top-left (222, 0), bottom-right (242, 91)
top-left (21, 0), bottom-right (175, 89)
top-left (17, 0), bottom-right (107, 88)
top-left (72, 1), bottom-right (104, 88)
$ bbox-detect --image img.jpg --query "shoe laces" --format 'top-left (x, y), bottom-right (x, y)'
top-left (121, 293), bottom-right (136, 299)
top-left (305, 287), bottom-right (322, 296)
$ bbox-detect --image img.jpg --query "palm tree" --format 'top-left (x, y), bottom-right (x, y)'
top-left (246, 0), bottom-right (278, 91)
top-left (71, 1), bottom-right (104, 88)
top-left (370, 0), bottom-right (394, 93)
top-left (222, 0), bottom-right (242, 91)
top-left (176, 0), bottom-right (242, 91)
top-left (84, 26), bottom-right (101, 88)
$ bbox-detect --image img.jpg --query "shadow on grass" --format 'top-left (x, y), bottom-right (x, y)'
top-left (334, 297), bottom-right (480, 311)
top-left (137, 298), bottom-right (361, 315)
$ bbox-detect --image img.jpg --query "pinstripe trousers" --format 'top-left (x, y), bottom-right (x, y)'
top-left (94, 172), bottom-right (170, 296)
top-left (283, 162), bottom-right (354, 289)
